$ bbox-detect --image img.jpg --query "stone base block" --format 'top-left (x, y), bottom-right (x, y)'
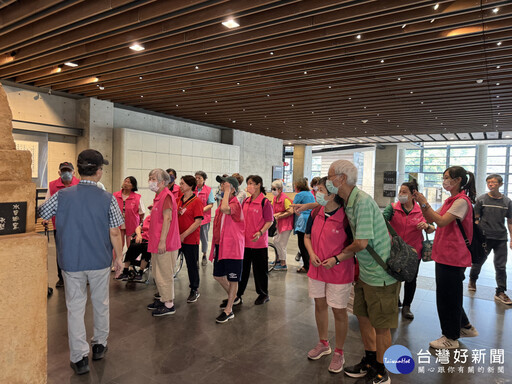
top-left (0, 233), bottom-right (47, 384)
top-left (0, 181), bottom-right (36, 232)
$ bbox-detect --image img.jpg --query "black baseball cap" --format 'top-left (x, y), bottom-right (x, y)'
top-left (59, 162), bottom-right (74, 171)
top-left (77, 149), bottom-right (109, 167)
top-left (216, 175), bottom-right (239, 190)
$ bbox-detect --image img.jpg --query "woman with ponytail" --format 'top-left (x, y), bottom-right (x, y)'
top-left (413, 166), bottom-right (478, 349)
top-left (382, 179), bottom-right (435, 320)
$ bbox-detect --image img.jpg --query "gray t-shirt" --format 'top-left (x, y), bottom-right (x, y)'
top-left (474, 193), bottom-right (512, 240)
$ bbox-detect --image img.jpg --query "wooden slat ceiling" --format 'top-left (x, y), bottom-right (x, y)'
top-left (1, 0), bottom-right (511, 145)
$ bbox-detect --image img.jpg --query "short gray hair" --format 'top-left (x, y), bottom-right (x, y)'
top-left (271, 179), bottom-right (283, 190)
top-left (149, 168), bottom-right (170, 185)
top-left (330, 160), bottom-right (358, 186)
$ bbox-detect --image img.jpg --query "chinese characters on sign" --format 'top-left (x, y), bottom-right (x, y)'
top-left (416, 348), bottom-right (505, 375)
top-left (383, 171), bottom-right (397, 198)
top-left (0, 202), bottom-right (27, 235)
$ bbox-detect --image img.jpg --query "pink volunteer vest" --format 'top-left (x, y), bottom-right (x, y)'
top-left (272, 193), bottom-right (294, 232)
top-left (243, 193), bottom-right (272, 249)
top-left (113, 190), bottom-right (142, 236)
top-left (195, 184), bottom-right (212, 225)
top-left (432, 192), bottom-right (473, 267)
top-left (307, 206), bottom-right (354, 284)
top-left (49, 176), bottom-right (80, 228)
top-left (147, 188), bottom-right (181, 253)
top-left (389, 202), bottom-right (426, 259)
top-left (209, 197), bottom-right (245, 261)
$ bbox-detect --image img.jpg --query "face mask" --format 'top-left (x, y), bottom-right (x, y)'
top-left (316, 192), bottom-right (329, 206)
top-left (220, 191), bottom-right (225, 198)
top-left (247, 185), bottom-right (255, 195)
top-left (61, 171), bottom-right (72, 182)
top-left (398, 195), bottom-right (409, 204)
top-left (326, 179), bottom-right (339, 195)
top-left (443, 179), bottom-right (454, 191)
top-left (169, 175), bottom-right (175, 184)
top-left (272, 190), bottom-right (278, 196)
top-left (313, 186), bottom-right (318, 192)
top-left (148, 181), bottom-right (159, 192)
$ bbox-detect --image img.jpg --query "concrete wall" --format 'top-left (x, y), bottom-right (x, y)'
top-left (374, 145), bottom-right (399, 207)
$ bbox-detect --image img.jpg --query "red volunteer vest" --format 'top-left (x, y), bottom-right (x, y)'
top-left (49, 176), bottom-right (80, 227)
top-left (113, 190), bottom-right (142, 236)
top-left (389, 202), bottom-right (426, 259)
top-left (432, 192), bottom-right (473, 267)
top-left (272, 193), bottom-right (294, 233)
top-left (307, 206), bottom-right (354, 284)
top-left (147, 188), bottom-right (181, 253)
top-left (209, 197), bottom-right (245, 261)
top-left (195, 184), bottom-right (212, 225)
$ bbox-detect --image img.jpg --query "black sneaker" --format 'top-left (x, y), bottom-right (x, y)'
top-left (154, 292), bottom-right (161, 300)
top-left (56, 279), bottom-right (64, 288)
top-left (254, 294), bottom-right (270, 305)
top-left (147, 299), bottom-right (165, 310)
top-left (368, 369), bottom-right (390, 384)
top-left (115, 272), bottom-right (130, 281)
top-left (344, 356), bottom-right (371, 378)
top-left (70, 356), bottom-right (89, 375)
top-left (92, 344), bottom-right (108, 360)
top-left (220, 296), bottom-right (243, 308)
top-left (216, 311), bottom-right (234, 323)
top-left (201, 255), bottom-right (208, 266)
top-left (152, 305), bottom-right (176, 317)
top-left (187, 290), bottom-right (200, 303)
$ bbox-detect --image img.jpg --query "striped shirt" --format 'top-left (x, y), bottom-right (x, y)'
top-left (344, 186), bottom-right (396, 287)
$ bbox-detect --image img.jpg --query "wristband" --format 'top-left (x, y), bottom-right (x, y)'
top-left (333, 255), bottom-right (340, 265)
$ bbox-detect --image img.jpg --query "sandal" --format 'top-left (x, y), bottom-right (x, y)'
top-left (297, 267), bottom-right (307, 273)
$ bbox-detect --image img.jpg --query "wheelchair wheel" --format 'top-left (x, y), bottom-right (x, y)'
top-left (174, 251), bottom-right (184, 278)
top-left (268, 243), bottom-right (279, 272)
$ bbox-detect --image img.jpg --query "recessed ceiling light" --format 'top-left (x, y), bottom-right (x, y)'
top-left (242, 109), bottom-right (245, 111)
top-left (139, 76), bottom-right (143, 79)
top-left (182, 89), bottom-right (185, 92)
top-left (237, 82), bottom-right (240, 85)
top-left (497, 95), bottom-right (500, 98)
top-left (99, 86), bottom-right (104, 90)
top-left (497, 65), bottom-right (501, 69)
top-left (506, 135), bottom-right (510, 138)
top-left (195, 65), bottom-right (199, 70)
top-left (129, 43), bottom-right (145, 51)
top-left (270, 51), bottom-right (274, 55)
top-left (176, 104), bottom-right (178, 107)
top-left (322, 142), bottom-right (325, 144)
top-left (267, 94), bottom-right (270, 97)
top-left (64, 62), bottom-right (78, 67)
top-left (288, 142), bottom-right (291, 145)
top-left (493, 7), bottom-right (499, 13)
top-left (92, 77), bottom-right (99, 82)
top-left (476, 79), bottom-right (483, 84)
top-left (348, 97), bottom-right (352, 100)
top-left (380, 59), bottom-right (385, 63)
top-left (434, 3), bottom-right (439, 10)
top-left (215, 100), bottom-right (218, 103)
top-left (410, 91), bottom-right (414, 94)
top-left (356, 34), bottom-right (361, 39)
top-left (311, 112), bottom-right (314, 114)
top-left (204, 112), bottom-right (207, 115)
top-left (431, 18), bottom-right (435, 23)
top-left (140, 95), bottom-right (143, 98)
top-left (54, 66), bottom-right (62, 73)
top-left (421, 101), bottom-right (424, 104)
top-left (402, 24), bottom-right (407, 28)
top-left (397, 77), bottom-right (401, 80)
top-left (232, 120), bottom-right (236, 123)
top-left (222, 19), bottom-right (239, 28)
top-left (291, 104), bottom-right (294, 107)
top-left (483, 124), bottom-right (488, 127)
top-left (496, 82), bottom-right (500, 86)
top-left (250, 123), bottom-right (253, 126)
top-left (362, 119), bottom-right (368, 123)
top-left (303, 71), bottom-right (308, 74)
top-left (328, 86), bottom-right (332, 89)
top-left (497, 41), bottom-right (502, 46)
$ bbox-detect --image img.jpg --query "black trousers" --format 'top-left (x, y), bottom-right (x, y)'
top-left (402, 258), bottom-right (421, 307)
top-left (54, 230), bottom-right (62, 280)
top-left (297, 232), bottom-right (310, 271)
top-left (124, 240), bottom-right (151, 264)
top-left (181, 244), bottom-right (200, 291)
top-left (435, 262), bottom-right (470, 340)
top-left (237, 247), bottom-right (268, 297)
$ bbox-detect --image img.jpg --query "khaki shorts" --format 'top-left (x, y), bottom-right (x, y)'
top-left (352, 280), bottom-right (400, 329)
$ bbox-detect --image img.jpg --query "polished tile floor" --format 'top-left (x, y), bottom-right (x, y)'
top-left (46, 234), bottom-right (512, 384)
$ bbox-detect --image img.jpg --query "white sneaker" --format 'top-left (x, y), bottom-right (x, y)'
top-left (460, 325), bottom-right (479, 338)
top-left (429, 336), bottom-right (459, 349)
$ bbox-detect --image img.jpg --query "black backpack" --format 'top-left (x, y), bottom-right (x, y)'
top-left (456, 213), bottom-right (487, 265)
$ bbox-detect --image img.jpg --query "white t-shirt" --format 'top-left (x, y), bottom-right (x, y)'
top-left (437, 198), bottom-right (469, 220)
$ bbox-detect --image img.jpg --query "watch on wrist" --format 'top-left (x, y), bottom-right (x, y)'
top-left (333, 255), bottom-right (340, 265)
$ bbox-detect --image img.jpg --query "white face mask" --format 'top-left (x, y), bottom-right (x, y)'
top-left (398, 195), bottom-right (409, 204)
top-left (148, 181), bottom-right (159, 192)
top-left (443, 179), bottom-right (454, 191)
top-left (326, 179), bottom-right (339, 195)
top-left (272, 190), bottom-right (278, 196)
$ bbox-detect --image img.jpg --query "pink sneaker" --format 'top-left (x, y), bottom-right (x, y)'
top-left (307, 342), bottom-right (331, 360)
top-left (328, 351), bottom-right (345, 373)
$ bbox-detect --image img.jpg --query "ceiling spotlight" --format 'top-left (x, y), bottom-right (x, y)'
top-left (476, 79), bottom-right (483, 84)
top-left (356, 34), bottom-right (361, 39)
top-left (361, 119), bottom-right (368, 123)
top-left (402, 24), bottom-right (407, 28)
top-left (237, 82), bottom-right (240, 85)
top-left (288, 142), bottom-right (292, 145)
top-left (397, 77), bottom-right (401, 80)
top-left (139, 76), bottom-right (143, 79)
top-left (328, 86), bottom-right (332, 89)
top-left (493, 7), bottom-right (499, 13)
top-left (430, 18), bottom-right (435, 23)
top-left (267, 94), bottom-right (270, 97)
top-left (348, 97), bottom-right (352, 100)
top-left (303, 71), bottom-right (308, 74)
top-left (434, 3), bottom-right (439, 10)
top-left (496, 82), bottom-right (500, 86)
top-left (380, 59), bottom-right (385, 63)
top-left (175, 104), bottom-right (179, 107)
top-left (497, 95), bottom-right (500, 98)
top-left (232, 120), bottom-right (236, 123)
top-left (222, 19), bottom-right (239, 28)
top-left (92, 77), bottom-right (99, 83)
top-left (483, 124), bottom-right (488, 127)
top-left (182, 89), bottom-right (185, 92)
top-left (204, 112), bottom-right (207, 115)
top-left (99, 86), bottom-right (105, 90)
top-left (129, 43), bottom-right (145, 51)
top-left (497, 41), bottom-right (502, 46)
top-left (195, 65), bottom-right (199, 69)
top-left (140, 95), bottom-right (144, 98)
top-left (410, 91), bottom-right (414, 94)
top-left (54, 65), bottom-right (63, 73)
top-left (270, 51), bottom-right (274, 55)
top-left (497, 65), bottom-right (501, 69)
top-left (64, 62), bottom-right (78, 67)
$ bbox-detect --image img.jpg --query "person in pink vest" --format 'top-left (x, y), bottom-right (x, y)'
top-left (166, 168), bottom-right (181, 202)
top-left (113, 176), bottom-right (145, 250)
top-left (382, 179), bottom-right (435, 320)
top-left (414, 166), bottom-right (479, 349)
top-left (43, 161), bottom-right (80, 288)
top-left (210, 175), bottom-right (245, 323)
top-left (145, 169), bottom-right (181, 317)
top-left (304, 177), bottom-right (355, 374)
top-left (195, 171), bottom-right (215, 266)
top-left (237, 175), bottom-right (274, 305)
top-left (271, 179), bottom-right (294, 271)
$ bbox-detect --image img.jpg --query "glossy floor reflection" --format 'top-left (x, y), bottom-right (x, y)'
top-left (46, 234), bottom-right (512, 383)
